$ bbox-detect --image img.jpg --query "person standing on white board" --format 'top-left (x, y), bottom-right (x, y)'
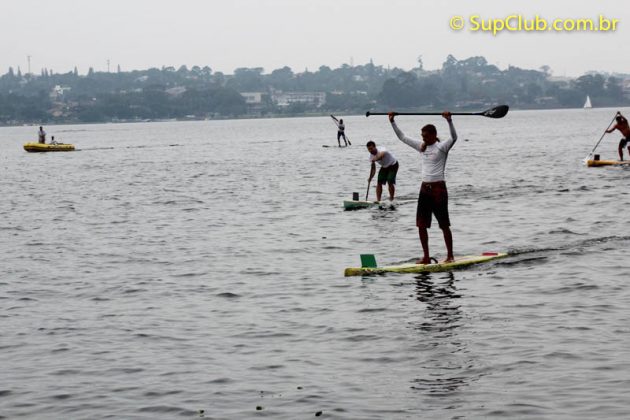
top-left (366, 141), bottom-right (399, 203)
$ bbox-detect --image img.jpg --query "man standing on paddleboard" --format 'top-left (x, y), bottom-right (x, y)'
top-left (331, 115), bottom-right (350, 147)
top-left (389, 111), bottom-right (457, 264)
top-left (366, 141), bottom-right (399, 203)
top-left (605, 112), bottom-right (630, 161)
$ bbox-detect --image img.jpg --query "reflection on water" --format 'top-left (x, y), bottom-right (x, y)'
top-left (413, 272), bottom-right (461, 335)
top-left (411, 375), bottom-right (471, 398)
top-left (410, 273), bottom-right (480, 400)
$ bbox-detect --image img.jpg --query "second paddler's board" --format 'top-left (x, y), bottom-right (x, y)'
top-left (344, 200), bottom-right (384, 210)
top-left (343, 199), bottom-right (415, 211)
top-left (344, 252), bottom-right (508, 276)
top-left (586, 159), bottom-right (630, 167)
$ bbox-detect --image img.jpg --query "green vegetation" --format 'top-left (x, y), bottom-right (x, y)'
top-left (0, 56), bottom-right (628, 125)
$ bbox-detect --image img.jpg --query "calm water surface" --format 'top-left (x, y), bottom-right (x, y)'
top-left (1, 108), bottom-right (630, 419)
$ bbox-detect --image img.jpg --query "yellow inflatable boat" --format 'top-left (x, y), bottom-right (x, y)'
top-left (23, 142), bottom-right (75, 152)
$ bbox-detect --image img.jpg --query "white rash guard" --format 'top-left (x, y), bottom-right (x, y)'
top-left (391, 120), bottom-right (457, 182)
top-left (369, 146), bottom-right (397, 168)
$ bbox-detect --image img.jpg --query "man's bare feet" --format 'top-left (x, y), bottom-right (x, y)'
top-left (416, 257), bottom-right (431, 265)
top-left (442, 256), bottom-right (455, 263)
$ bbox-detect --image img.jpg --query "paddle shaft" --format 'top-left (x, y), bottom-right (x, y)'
top-left (587, 112), bottom-right (619, 157)
top-left (365, 180), bottom-right (371, 201)
top-left (366, 105), bottom-right (509, 119)
top-left (368, 111), bottom-right (478, 116)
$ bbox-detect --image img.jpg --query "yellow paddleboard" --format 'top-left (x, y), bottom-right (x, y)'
top-left (344, 252), bottom-right (508, 276)
top-left (586, 159), bottom-right (630, 167)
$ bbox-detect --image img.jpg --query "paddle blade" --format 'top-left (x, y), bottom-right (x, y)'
top-left (365, 111), bottom-right (371, 117)
top-left (480, 105), bottom-right (509, 119)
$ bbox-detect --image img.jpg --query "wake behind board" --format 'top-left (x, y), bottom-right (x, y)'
top-left (344, 252), bottom-right (508, 276)
top-left (586, 159), bottom-right (630, 167)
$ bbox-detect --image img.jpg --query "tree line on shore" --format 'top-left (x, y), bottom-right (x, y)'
top-left (0, 55), bottom-right (627, 124)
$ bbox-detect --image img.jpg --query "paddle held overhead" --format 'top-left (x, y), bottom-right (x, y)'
top-left (365, 105), bottom-right (509, 119)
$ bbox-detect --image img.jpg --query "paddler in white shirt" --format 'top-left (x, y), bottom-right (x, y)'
top-left (366, 141), bottom-right (399, 203)
top-left (389, 111), bottom-right (457, 264)
top-left (331, 115), bottom-right (349, 147)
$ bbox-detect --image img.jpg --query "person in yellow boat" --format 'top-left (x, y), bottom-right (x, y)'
top-left (38, 126), bottom-right (46, 144)
top-left (605, 113), bottom-right (630, 160)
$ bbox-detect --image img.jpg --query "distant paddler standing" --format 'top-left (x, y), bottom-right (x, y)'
top-left (605, 112), bottom-right (630, 160)
top-left (38, 126), bottom-right (46, 144)
top-left (331, 115), bottom-right (351, 147)
top-left (366, 141), bottom-right (399, 203)
top-left (389, 111), bottom-right (457, 264)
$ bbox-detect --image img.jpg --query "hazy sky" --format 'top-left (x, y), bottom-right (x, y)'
top-left (2, 0), bottom-right (628, 76)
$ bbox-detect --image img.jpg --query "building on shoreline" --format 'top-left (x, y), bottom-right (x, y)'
top-left (271, 91), bottom-right (326, 108)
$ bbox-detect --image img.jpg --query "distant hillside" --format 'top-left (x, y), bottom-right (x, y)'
top-left (1, 56), bottom-right (629, 125)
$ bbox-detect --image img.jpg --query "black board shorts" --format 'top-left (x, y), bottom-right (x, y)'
top-left (377, 161), bottom-right (399, 185)
top-left (620, 136), bottom-right (630, 148)
top-left (417, 181), bottom-right (450, 229)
